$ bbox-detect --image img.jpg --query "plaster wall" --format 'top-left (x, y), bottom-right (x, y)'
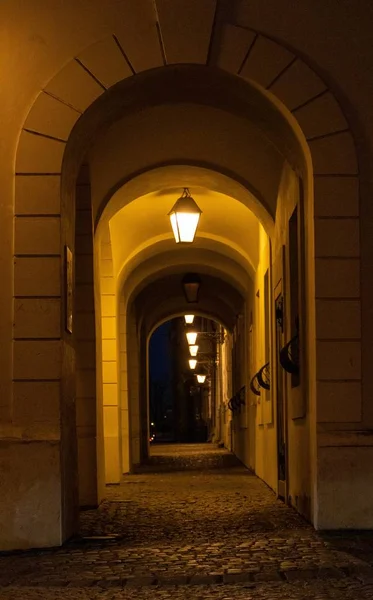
top-left (317, 443), bottom-right (373, 529)
top-left (126, 306), bottom-right (141, 468)
top-left (228, 274), bottom-right (256, 470)
top-left (229, 162), bottom-right (310, 511)
top-left (254, 225), bottom-right (277, 493)
top-left (75, 177), bottom-right (99, 507)
top-left (0, 441), bottom-right (62, 550)
top-left (219, 336), bottom-right (233, 451)
top-left (96, 231), bottom-right (121, 485)
top-left (230, 314), bottom-right (250, 468)
top-left (118, 297), bottom-right (130, 474)
top-left (273, 163), bottom-right (311, 518)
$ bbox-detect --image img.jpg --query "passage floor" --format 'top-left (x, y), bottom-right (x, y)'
top-left (1, 443), bottom-right (373, 599)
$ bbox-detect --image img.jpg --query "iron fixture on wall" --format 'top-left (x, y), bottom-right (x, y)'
top-left (257, 363), bottom-right (270, 390)
top-left (250, 375), bottom-right (261, 396)
top-left (228, 386), bottom-right (246, 412)
top-left (279, 334), bottom-right (299, 375)
top-left (249, 362), bottom-right (270, 397)
top-left (198, 330), bottom-right (225, 344)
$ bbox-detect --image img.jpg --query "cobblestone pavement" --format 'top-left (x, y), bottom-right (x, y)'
top-left (1, 443), bottom-right (373, 599)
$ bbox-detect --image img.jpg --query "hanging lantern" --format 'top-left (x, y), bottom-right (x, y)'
top-left (184, 314), bottom-right (195, 324)
top-left (189, 345), bottom-right (198, 357)
top-left (196, 374), bottom-right (206, 384)
top-left (168, 188), bottom-right (202, 243)
top-left (189, 359), bottom-right (197, 369)
top-left (186, 331), bottom-right (198, 345)
top-left (182, 273), bottom-right (201, 303)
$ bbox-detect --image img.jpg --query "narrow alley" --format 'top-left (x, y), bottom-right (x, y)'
top-left (1, 445), bottom-right (373, 599)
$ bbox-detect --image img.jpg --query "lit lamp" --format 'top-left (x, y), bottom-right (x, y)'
top-left (184, 314), bottom-right (195, 324)
top-left (168, 188), bottom-right (202, 243)
top-left (186, 330), bottom-right (198, 345)
top-left (189, 345), bottom-right (198, 357)
top-left (196, 374), bottom-right (206, 384)
top-left (189, 359), bottom-right (197, 369)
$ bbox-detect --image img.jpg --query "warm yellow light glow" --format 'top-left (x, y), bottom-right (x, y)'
top-left (184, 314), bottom-right (195, 324)
top-left (196, 374), bottom-right (206, 384)
top-left (170, 212), bottom-right (200, 243)
top-left (168, 189), bottom-right (202, 243)
top-left (186, 331), bottom-right (198, 345)
top-left (189, 359), bottom-right (197, 369)
top-left (170, 213), bottom-right (180, 242)
top-left (189, 345), bottom-right (198, 357)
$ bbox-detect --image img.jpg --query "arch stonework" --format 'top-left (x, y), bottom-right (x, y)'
top-left (124, 270), bottom-right (247, 468)
top-left (11, 23), bottom-right (361, 544)
top-left (117, 256), bottom-right (249, 472)
top-left (98, 233), bottom-right (253, 482)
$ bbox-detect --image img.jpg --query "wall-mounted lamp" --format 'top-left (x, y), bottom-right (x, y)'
top-left (168, 188), bottom-right (202, 243)
top-left (186, 330), bottom-right (198, 345)
top-left (189, 359), bottom-right (197, 369)
top-left (184, 314), bottom-right (195, 324)
top-left (182, 273), bottom-right (201, 303)
top-left (189, 345), bottom-right (199, 357)
top-left (196, 374), bottom-right (206, 384)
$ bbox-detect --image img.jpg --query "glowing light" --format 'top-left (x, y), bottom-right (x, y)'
top-left (196, 374), bottom-right (206, 384)
top-left (168, 189), bottom-right (201, 243)
top-left (170, 212), bottom-right (200, 243)
top-left (186, 331), bottom-right (198, 345)
top-left (189, 345), bottom-right (198, 357)
top-left (189, 359), bottom-right (197, 369)
top-left (184, 314), bottom-right (195, 324)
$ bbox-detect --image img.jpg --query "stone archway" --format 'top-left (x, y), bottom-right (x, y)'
top-left (128, 270), bottom-right (246, 466)
top-left (12, 24), bottom-right (360, 546)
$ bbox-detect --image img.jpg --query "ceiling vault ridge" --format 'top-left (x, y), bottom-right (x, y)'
top-left (152, 0), bottom-right (167, 66)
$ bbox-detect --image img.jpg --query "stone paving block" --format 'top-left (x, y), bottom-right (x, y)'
top-left (96, 577), bottom-right (123, 588)
top-left (284, 568), bottom-right (319, 581)
top-left (223, 571), bottom-right (254, 583)
top-left (125, 575), bottom-right (157, 587)
top-left (254, 570), bottom-right (283, 582)
top-left (1, 445), bottom-right (373, 599)
top-left (346, 565), bottom-right (373, 578)
top-left (317, 567), bottom-right (346, 579)
top-left (189, 574), bottom-right (222, 585)
top-left (158, 575), bottom-right (190, 586)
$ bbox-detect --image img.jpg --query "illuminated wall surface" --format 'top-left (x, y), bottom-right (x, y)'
top-left (0, 0), bottom-right (371, 550)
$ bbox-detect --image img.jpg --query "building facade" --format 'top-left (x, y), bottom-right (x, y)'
top-left (0, 0), bottom-right (372, 550)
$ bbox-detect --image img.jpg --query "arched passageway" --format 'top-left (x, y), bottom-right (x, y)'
top-left (148, 317), bottom-right (220, 446)
top-left (2, 4), bottom-right (369, 555)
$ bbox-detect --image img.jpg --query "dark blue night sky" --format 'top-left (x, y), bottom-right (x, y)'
top-left (149, 321), bottom-right (172, 381)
